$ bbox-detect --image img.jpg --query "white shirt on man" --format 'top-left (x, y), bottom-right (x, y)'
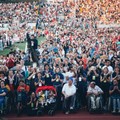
top-left (87, 85), bottom-right (103, 94)
top-left (62, 83), bottom-right (76, 96)
top-left (108, 66), bottom-right (114, 73)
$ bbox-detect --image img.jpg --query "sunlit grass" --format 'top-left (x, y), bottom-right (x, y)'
top-left (0, 36), bottom-right (46, 56)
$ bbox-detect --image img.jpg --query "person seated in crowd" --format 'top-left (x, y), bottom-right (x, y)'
top-left (87, 82), bottom-right (103, 111)
top-left (36, 91), bottom-right (46, 108)
top-left (109, 80), bottom-right (120, 113)
top-left (46, 90), bottom-right (56, 104)
top-left (62, 77), bottom-right (76, 114)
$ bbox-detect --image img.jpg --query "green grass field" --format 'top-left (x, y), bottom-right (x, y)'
top-left (0, 36), bottom-right (46, 56)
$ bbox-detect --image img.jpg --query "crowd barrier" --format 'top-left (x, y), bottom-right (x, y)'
top-left (98, 24), bottom-right (120, 28)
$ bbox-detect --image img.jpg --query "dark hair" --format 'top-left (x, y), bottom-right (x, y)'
top-left (105, 59), bottom-right (110, 62)
top-left (37, 72), bottom-right (41, 75)
top-left (44, 64), bottom-right (49, 67)
top-left (0, 80), bottom-right (5, 86)
top-left (19, 80), bottom-right (24, 83)
top-left (31, 34), bottom-right (34, 37)
top-left (0, 80), bottom-right (4, 83)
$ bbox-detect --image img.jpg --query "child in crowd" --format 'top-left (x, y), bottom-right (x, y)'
top-left (47, 90), bottom-right (56, 104)
top-left (36, 91), bottom-right (46, 108)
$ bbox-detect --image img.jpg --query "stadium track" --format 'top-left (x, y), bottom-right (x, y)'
top-left (3, 110), bottom-right (120, 120)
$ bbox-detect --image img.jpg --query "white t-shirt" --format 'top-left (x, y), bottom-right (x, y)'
top-left (62, 71), bottom-right (74, 83)
top-left (108, 66), bottom-right (114, 73)
top-left (62, 83), bottom-right (76, 96)
top-left (87, 85), bottom-right (103, 94)
top-left (65, 71), bottom-right (74, 78)
top-left (38, 48), bottom-right (44, 55)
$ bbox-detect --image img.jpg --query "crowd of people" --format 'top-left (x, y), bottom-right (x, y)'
top-left (0, 1), bottom-right (39, 48)
top-left (0, 0), bottom-right (120, 116)
top-left (76, 0), bottom-right (120, 24)
top-left (0, 2), bottom-right (38, 24)
top-left (0, 0), bottom-right (120, 49)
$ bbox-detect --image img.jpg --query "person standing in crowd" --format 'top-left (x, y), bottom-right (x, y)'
top-left (103, 60), bottom-right (114, 81)
top-left (6, 54), bottom-right (15, 69)
top-left (34, 72), bottom-right (45, 89)
top-left (87, 66), bottom-right (100, 85)
top-left (112, 67), bottom-right (120, 86)
top-left (52, 67), bottom-right (64, 110)
top-left (0, 81), bottom-right (8, 114)
top-left (77, 67), bottom-right (87, 109)
top-left (26, 31), bottom-right (31, 52)
top-left (42, 64), bottom-right (53, 86)
top-left (26, 68), bottom-right (37, 93)
top-left (109, 80), bottom-right (120, 113)
top-left (0, 36), bottom-right (3, 51)
top-left (100, 66), bottom-right (111, 108)
top-left (30, 34), bottom-right (39, 65)
top-left (31, 35), bottom-right (38, 50)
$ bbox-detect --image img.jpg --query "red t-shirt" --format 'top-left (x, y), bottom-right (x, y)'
top-left (6, 58), bottom-right (14, 68)
top-left (44, 30), bottom-right (49, 35)
top-left (17, 85), bottom-right (30, 93)
top-left (82, 58), bottom-right (87, 69)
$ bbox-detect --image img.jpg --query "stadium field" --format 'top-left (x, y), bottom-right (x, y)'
top-left (0, 36), bottom-right (46, 56)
